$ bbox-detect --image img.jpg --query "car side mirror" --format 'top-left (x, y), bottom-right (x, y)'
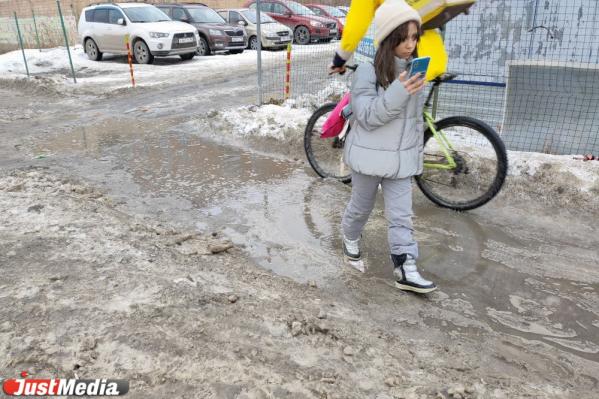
top-left (284, 11), bottom-right (292, 17)
top-left (117, 18), bottom-right (126, 26)
top-left (180, 17), bottom-right (190, 23)
top-left (237, 20), bottom-right (248, 26)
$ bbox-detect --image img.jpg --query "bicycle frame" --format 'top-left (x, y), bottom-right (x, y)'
top-left (422, 78), bottom-right (459, 171)
top-left (422, 110), bottom-right (458, 170)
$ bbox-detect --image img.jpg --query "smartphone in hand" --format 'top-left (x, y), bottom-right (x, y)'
top-left (408, 56), bottom-right (431, 79)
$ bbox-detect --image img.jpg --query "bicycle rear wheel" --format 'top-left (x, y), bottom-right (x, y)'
top-left (304, 103), bottom-right (352, 183)
top-left (415, 116), bottom-right (508, 211)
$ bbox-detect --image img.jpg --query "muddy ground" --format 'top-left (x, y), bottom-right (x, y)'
top-left (1, 56), bottom-right (599, 399)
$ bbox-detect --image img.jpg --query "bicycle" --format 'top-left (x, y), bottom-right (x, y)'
top-left (304, 65), bottom-right (508, 211)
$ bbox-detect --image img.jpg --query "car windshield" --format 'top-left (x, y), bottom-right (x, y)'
top-left (284, 1), bottom-right (315, 16)
top-left (322, 5), bottom-right (345, 17)
top-left (188, 7), bottom-right (226, 23)
top-left (241, 9), bottom-right (276, 24)
top-left (122, 6), bottom-right (170, 23)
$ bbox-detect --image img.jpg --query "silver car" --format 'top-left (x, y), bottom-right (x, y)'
top-left (218, 8), bottom-right (293, 50)
top-left (78, 3), bottom-right (199, 64)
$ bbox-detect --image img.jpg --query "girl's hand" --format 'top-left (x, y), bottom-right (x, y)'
top-left (399, 71), bottom-right (426, 95)
top-left (329, 64), bottom-right (347, 75)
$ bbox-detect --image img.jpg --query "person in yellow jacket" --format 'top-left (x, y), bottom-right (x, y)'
top-left (330, 0), bottom-right (448, 81)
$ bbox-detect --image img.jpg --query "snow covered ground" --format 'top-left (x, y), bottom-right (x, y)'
top-left (0, 42), bottom-right (338, 95)
top-left (0, 45), bottom-right (258, 93)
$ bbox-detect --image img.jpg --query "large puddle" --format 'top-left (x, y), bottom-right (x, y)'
top-left (33, 120), bottom-right (599, 363)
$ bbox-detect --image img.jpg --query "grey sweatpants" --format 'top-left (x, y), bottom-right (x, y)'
top-left (342, 171), bottom-right (418, 259)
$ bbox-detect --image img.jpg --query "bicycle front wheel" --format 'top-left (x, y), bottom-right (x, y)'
top-left (415, 116), bottom-right (508, 211)
top-left (304, 103), bottom-right (352, 184)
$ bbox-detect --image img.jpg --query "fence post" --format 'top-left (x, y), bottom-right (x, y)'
top-left (125, 34), bottom-right (136, 87)
top-left (31, 9), bottom-right (42, 52)
top-left (432, 24), bottom-right (446, 119)
top-left (256, 0), bottom-right (263, 105)
top-left (13, 12), bottom-right (30, 78)
top-left (56, 0), bottom-right (77, 83)
top-left (432, 86), bottom-right (439, 119)
top-left (284, 43), bottom-right (291, 100)
top-left (528, 0), bottom-right (540, 58)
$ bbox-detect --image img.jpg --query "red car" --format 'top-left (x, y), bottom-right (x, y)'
top-left (306, 4), bottom-right (346, 39)
top-left (244, 0), bottom-right (338, 44)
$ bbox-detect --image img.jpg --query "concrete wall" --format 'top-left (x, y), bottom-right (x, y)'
top-left (502, 60), bottom-right (599, 154)
top-left (444, 0), bottom-right (599, 81)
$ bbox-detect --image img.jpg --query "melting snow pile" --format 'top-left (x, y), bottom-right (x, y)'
top-left (218, 104), bottom-right (313, 141)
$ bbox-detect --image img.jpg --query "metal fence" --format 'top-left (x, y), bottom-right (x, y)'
top-left (258, 0), bottom-right (599, 155)
top-left (255, 0), bottom-right (348, 105)
top-left (0, 1), bottom-right (79, 54)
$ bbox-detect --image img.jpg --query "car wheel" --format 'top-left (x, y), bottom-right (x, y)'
top-left (229, 49), bottom-right (244, 54)
top-left (294, 26), bottom-right (310, 45)
top-left (85, 38), bottom-right (102, 61)
top-left (133, 40), bottom-right (154, 64)
top-left (248, 35), bottom-right (259, 50)
top-left (180, 52), bottom-right (195, 60)
top-left (196, 36), bottom-right (211, 56)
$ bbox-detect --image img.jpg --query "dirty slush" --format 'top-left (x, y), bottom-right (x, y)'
top-left (1, 51), bottom-right (599, 399)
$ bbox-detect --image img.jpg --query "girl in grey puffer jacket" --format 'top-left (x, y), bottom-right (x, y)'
top-left (341, 0), bottom-right (437, 293)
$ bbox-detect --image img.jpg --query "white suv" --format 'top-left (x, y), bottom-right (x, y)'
top-left (78, 3), bottom-right (200, 64)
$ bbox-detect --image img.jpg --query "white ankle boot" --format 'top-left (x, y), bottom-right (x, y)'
top-left (391, 254), bottom-right (437, 293)
top-left (343, 235), bottom-right (361, 261)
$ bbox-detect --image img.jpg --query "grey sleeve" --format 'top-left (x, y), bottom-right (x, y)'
top-left (350, 63), bottom-right (411, 131)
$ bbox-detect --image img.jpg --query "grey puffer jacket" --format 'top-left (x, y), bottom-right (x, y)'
top-left (344, 58), bottom-right (425, 179)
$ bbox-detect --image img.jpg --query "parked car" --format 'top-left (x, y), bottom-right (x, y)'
top-left (244, 0), bottom-right (337, 45)
top-left (306, 4), bottom-right (346, 39)
top-left (217, 8), bottom-right (292, 50)
top-left (156, 3), bottom-right (247, 55)
top-left (78, 3), bottom-right (200, 64)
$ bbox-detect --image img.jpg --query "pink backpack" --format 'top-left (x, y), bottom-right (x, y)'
top-left (321, 92), bottom-right (351, 138)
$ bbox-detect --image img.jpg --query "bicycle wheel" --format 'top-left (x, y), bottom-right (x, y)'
top-left (304, 103), bottom-right (352, 184)
top-left (415, 116), bottom-right (508, 211)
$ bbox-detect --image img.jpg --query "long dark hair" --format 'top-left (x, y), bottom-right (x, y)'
top-left (374, 21), bottom-right (421, 89)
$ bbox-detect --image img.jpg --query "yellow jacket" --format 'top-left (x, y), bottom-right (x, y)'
top-left (337, 0), bottom-right (385, 61)
top-left (338, 0), bottom-right (447, 80)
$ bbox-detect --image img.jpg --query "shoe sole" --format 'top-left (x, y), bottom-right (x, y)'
top-left (395, 281), bottom-right (437, 294)
top-left (344, 253), bottom-right (361, 262)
